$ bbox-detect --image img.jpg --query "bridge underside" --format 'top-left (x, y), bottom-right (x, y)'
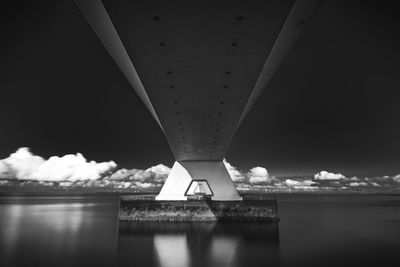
top-left (75, 0), bottom-right (321, 200)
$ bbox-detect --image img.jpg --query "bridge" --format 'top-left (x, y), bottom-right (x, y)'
top-left (75, 0), bottom-right (322, 200)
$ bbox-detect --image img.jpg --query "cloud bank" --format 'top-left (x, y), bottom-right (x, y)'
top-left (106, 164), bottom-right (171, 189)
top-left (1, 148), bottom-right (400, 193)
top-left (0, 148), bottom-right (172, 191)
top-left (0, 148), bottom-right (116, 181)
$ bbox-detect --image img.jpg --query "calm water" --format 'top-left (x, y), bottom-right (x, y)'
top-left (0, 194), bottom-right (399, 267)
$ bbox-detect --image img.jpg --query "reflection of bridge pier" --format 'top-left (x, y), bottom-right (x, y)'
top-left (117, 222), bottom-right (280, 267)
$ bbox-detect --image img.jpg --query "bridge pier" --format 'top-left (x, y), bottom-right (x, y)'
top-left (75, 0), bottom-right (320, 221)
top-left (156, 161), bottom-right (242, 201)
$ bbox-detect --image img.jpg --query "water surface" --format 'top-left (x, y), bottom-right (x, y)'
top-left (0, 194), bottom-right (399, 267)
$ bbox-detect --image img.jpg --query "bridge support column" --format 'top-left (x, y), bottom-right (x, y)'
top-left (156, 161), bottom-right (242, 201)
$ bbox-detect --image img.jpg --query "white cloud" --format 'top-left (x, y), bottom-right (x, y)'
top-left (393, 175), bottom-right (400, 183)
top-left (349, 182), bottom-right (368, 187)
top-left (123, 182), bottom-right (132, 188)
top-left (2, 148), bottom-right (45, 179)
top-left (248, 166), bottom-right (275, 184)
top-left (235, 182), bottom-right (252, 191)
top-left (38, 181), bottom-right (55, 186)
top-left (109, 168), bottom-right (141, 181)
top-left (223, 159), bottom-right (245, 182)
top-left (144, 164), bottom-right (171, 182)
top-left (314, 171), bottom-right (345, 180)
top-left (285, 179), bottom-right (316, 187)
top-left (109, 164), bottom-right (171, 186)
top-left (0, 148), bottom-right (116, 181)
top-left (145, 164), bottom-right (171, 176)
top-left (284, 179), bottom-right (318, 191)
top-left (32, 154), bottom-right (116, 182)
top-left (59, 181), bottom-right (73, 187)
top-left (0, 161), bottom-right (11, 179)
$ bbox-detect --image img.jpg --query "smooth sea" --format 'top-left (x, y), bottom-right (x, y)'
top-left (0, 194), bottom-right (399, 267)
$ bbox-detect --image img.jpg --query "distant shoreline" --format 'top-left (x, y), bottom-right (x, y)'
top-left (0, 191), bottom-right (399, 197)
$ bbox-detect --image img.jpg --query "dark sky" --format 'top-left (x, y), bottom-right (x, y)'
top-left (1, 0), bottom-right (400, 177)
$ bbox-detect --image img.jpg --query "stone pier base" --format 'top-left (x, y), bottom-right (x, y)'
top-left (119, 195), bottom-right (279, 222)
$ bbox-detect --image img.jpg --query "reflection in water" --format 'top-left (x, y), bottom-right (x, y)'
top-left (118, 222), bottom-right (280, 267)
top-left (209, 236), bottom-right (239, 266)
top-left (0, 196), bottom-right (119, 267)
top-left (2, 204), bottom-right (23, 264)
top-left (154, 234), bottom-right (190, 267)
top-left (2, 195), bottom-right (400, 267)
top-left (4, 205), bottom-right (22, 244)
